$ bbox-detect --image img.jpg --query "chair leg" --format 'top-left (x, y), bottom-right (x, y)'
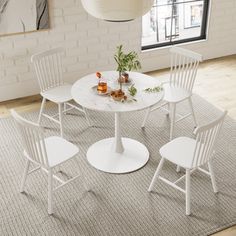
top-left (38, 97), bottom-right (46, 124)
top-left (58, 103), bottom-right (63, 137)
top-left (142, 107), bottom-right (151, 128)
top-left (208, 161), bottom-right (218, 193)
top-left (20, 160), bottom-right (30, 193)
top-left (48, 169), bottom-right (53, 215)
top-left (176, 165), bottom-right (181, 172)
top-left (82, 177), bottom-right (91, 192)
top-left (83, 107), bottom-right (91, 126)
top-left (64, 103), bottom-right (67, 115)
top-left (170, 103), bottom-right (176, 140)
top-left (186, 169), bottom-right (191, 215)
top-left (188, 97), bottom-right (197, 128)
top-left (148, 157), bottom-right (165, 192)
top-left (166, 102), bottom-right (170, 117)
top-left (74, 156), bottom-right (90, 192)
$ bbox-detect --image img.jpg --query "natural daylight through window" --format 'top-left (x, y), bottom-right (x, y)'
top-left (142, 0), bottom-right (210, 50)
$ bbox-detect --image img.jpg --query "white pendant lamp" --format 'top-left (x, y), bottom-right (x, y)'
top-left (81, 0), bottom-right (154, 22)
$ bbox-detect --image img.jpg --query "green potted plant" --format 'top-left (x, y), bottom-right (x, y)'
top-left (114, 45), bottom-right (141, 91)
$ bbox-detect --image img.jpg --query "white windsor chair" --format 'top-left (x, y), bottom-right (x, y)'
top-left (11, 109), bottom-right (88, 215)
top-left (31, 47), bottom-right (90, 137)
top-left (142, 47), bottom-right (203, 140)
top-left (148, 110), bottom-right (227, 215)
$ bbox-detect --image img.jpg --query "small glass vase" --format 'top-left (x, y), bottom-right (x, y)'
top-left (97, 76), bottom-right (107, 94)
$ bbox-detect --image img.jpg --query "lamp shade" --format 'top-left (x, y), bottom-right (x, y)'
top-left (81, 0), bottom-right (154, 22)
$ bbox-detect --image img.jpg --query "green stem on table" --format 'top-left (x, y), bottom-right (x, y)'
top-left (119, 71), bottom-right (122, 91)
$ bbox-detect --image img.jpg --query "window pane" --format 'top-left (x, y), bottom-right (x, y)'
top-left (142, 4), bottom-right (172, 47)
top-left (154, 0), bottom-right (173, 6)
top-left (172, 1), bottom-right (203, 42)
top-left (142, 0), bottom-right (207, 49)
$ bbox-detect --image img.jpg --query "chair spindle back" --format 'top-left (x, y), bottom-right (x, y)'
top-left (191, 111), bottom-right (227, 168)
top-left (31, 47), bottom-right (64, 92)
top-left (170, 47), bottom-right (203, 93)
top-left (11, 110), bottom-right (49, 167)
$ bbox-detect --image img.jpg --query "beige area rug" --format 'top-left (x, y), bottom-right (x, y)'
top-left (0, 94), bottom-right (235, 236)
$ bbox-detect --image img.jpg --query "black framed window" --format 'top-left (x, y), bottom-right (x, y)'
top-left (142, 0), bottom-right (210, 50)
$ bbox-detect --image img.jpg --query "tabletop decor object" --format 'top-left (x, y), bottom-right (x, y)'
top-left (112, 45), bottom-right (141, 101)
top-left (96, 71), bottom-right (108, 94)
top-left (128, 84), bottom-right (137, 97)
top-left (110, 90), bottom-right (127, 101)
top-left (143, 86), bottom-right (163, 93)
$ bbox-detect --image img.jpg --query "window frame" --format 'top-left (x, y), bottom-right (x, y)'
top-left (141, 0), bottom-right (210, 51)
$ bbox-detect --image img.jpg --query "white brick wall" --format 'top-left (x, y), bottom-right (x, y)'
top-left (0, 0), bottom-right (236, 101)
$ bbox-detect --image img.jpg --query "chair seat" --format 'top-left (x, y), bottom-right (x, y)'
top-left (41, 84), bottom-right (73, 103)
top-left (24, 136), bottom-right (79, 168)
top-left (160, 137), bottom-right (196, 169)
top-left (163, 83), bottom-right (191, 103)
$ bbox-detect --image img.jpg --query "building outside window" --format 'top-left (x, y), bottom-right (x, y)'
top-left (142, 0), bottom-right (210, 50)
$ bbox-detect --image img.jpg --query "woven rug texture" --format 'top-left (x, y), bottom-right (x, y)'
top-left (0, 94), bottom-right (235, 236)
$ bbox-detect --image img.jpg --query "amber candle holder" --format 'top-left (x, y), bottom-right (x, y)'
top-left (97, 81), bottom-right (107, 94)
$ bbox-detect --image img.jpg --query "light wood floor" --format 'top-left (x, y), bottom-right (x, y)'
top-left (0, 55), bottom-right (235, 236)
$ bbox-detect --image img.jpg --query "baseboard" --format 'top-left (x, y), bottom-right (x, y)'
top-left (0, 80), bottom-right (40, 102)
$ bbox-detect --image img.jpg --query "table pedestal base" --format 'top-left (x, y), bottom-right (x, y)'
top-left (87, 138), bottom-right (149, 174)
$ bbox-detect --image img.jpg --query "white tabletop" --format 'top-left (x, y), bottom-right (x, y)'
top-left (71, 71), bottom-right (164, 113)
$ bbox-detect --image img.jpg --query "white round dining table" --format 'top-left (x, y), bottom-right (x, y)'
top-left (71, 71), bottom-right (164, 174)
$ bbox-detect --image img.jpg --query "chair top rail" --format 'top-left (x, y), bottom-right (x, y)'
top-left (10, 109), bottom-right (41, 129)
top-left (31, 47), bottom-right (64, 62)
top-left (194, 111), bottom-right (227, 135)
top-left (170, 46), bottom-right (203, 62)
